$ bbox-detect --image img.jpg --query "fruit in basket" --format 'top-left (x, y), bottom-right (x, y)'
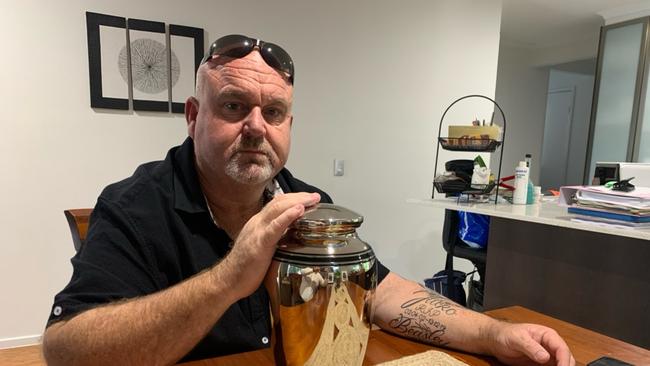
top-left (448, 125), bottom-right (500, 140)
top-left (452, 135), bottom-right (491, 147)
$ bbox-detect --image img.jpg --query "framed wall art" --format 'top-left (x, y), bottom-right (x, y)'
top-left (169, 24), bottom-right (204, 113)
top-left (86, 12), bottom-right (129, 110)
top-left (86, 12), bottom-right (204, 114)
top-left (127, 18), bottom-right (169, 112)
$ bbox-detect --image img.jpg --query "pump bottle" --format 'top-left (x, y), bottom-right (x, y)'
top-left (513, 161), bottom-right (529, 205)
top-left (525, 154), bottom-right (534, 204)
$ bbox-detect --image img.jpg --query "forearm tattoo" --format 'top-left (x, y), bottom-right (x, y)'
top-left (387, 288), bottom-right (462, 346)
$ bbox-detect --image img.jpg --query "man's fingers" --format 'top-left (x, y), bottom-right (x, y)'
top-left (263, 192), bottom-right (320, 220)
top-left (516, 333), bottom-right (551, 364)
top-left (259, 193), bottom-right (320, 242)
top-left (492, 324), bottom-right (574, 366)
top-left (539, 329), bottom-right (573, 366)
top-left (267, 204), bottom-right (305, 237)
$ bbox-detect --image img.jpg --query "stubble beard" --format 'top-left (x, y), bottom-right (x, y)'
top-left (225, 136), bottom-right (277, 185)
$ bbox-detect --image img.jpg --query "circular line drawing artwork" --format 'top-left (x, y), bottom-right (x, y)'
top-left (118, 38), bottom-right (180, 94)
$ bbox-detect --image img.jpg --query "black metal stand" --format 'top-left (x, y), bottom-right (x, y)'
top-left (432, 94), bottom-right (507, 204)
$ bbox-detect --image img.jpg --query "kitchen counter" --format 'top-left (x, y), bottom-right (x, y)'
top-left (407, 198), bottom-right (650, 241)
top-left (408, 197), bottom-right (650, 349)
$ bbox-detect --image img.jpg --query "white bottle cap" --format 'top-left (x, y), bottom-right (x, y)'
top-left (518, 161), bottom-right (527, 168)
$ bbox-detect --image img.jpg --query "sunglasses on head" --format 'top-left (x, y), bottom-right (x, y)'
top-left (201, 34), bottom-right (294, 84)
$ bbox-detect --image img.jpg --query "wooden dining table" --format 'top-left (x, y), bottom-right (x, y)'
top-left (181, 306), bottom-right (650, 366)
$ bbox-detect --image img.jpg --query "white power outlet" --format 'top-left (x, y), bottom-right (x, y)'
top-left (334, 159), bottom-right (345, 176)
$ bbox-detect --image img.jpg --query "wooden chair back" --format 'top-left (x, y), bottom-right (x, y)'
top-left (64, 208), bottom-right (93, 251)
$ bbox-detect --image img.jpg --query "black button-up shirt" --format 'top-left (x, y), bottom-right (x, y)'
top-left (48, 137), bottom-right (388, 362)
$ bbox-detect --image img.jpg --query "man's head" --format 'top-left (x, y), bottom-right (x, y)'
top-left (185, 35), bottom-right (294, 188)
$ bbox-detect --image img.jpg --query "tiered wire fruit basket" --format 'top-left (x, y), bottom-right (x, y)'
top-left (432, 94), bottom-right (507, 204)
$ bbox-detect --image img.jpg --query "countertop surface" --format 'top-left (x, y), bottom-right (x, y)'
top-left (408, 197), bottom-right (650, 241)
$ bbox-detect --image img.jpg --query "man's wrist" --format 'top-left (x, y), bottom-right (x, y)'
top-left (477, 317), bottom-right (503, 355)
top-left (207, 255), bottom-right (242, 304)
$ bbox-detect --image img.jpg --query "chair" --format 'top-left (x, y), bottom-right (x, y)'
top-left (64, 208), bottom-right (93, 251)
top-left (441, 209), bottom-right (487, 310)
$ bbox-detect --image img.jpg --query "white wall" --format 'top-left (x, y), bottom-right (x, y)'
top-left (494, 22), bottom-right (601, 188)
top-left (599, 3), bottom-right (650, 25)
top-left (529, 34), bottom-right (600, 67)
top-left (0, 0), bottom-right (502, 345)
top-left (492, 44), bottom-right (549, 183)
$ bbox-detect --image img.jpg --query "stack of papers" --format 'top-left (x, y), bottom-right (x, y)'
top-left (576, 186), bottom-right (650, 211)
top-left (559, 186), bottom-right (650, 227)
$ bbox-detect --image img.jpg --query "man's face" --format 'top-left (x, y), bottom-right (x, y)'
top-left (187, 50), bottom-right (293, 186)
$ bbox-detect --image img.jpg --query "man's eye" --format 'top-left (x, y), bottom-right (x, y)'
top-left (224, 103), bottom-right (241, 111)
top-left (265, 108), bottom-right (279, 117)
top-left (264, 108), bottom-right (286, 123)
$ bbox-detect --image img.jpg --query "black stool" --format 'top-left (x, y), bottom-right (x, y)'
top-left (442, 209), bottom-right (487, 310)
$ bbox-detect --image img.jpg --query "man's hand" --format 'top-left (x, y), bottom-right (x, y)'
top-left (484, 321), bottom-right (575, 366)
top-left (218, 192), bottom-right (321, 300)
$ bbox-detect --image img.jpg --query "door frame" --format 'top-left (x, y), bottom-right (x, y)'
top-left (541, 87), bottom-right (575, 188)
top-left (583, 17), bottom-right (650, 183)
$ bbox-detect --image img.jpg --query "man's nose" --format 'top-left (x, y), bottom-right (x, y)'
top-left (242, 107), bottom-right (266, 138)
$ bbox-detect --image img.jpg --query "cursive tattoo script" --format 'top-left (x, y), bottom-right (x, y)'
top-left (386, 289), bottom-right (461, 346)
top-left (388, 312), bottom-right (449, 346)
top-left (401, 290), bottom-right (460, 316)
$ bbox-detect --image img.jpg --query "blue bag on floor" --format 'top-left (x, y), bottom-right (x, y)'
top-left (457, 211), bottom-right (490, 248)
top-left (424, 270), bottom-right (467, 306)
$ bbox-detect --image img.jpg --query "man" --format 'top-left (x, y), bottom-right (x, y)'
top-left (43, 34), bottom-right (574, 366)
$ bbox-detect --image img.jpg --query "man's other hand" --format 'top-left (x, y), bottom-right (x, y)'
top-left (485, 321), bottom-right (575, 366)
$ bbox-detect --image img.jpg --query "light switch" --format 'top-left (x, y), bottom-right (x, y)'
top-left (334, 159), bottom-right (344, 176)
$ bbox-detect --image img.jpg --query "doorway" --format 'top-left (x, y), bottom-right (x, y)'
top-left (540, 63), bottom-right (595, 189)
top-left (541, 88), bottom-right (575, 189)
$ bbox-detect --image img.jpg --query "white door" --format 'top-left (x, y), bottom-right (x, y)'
top-left (540, 88), bottom-right (575, 190)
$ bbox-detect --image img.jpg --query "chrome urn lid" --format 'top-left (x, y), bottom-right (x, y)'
top-left (274, 203), bottom-right (374, 266)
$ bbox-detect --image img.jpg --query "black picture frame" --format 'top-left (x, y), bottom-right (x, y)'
top-left (127, 18), bottom-right (169, 112)
top-left (86, 12), bottom-right (129, 110)
top-left (169, 24), bottom-right (204, 114)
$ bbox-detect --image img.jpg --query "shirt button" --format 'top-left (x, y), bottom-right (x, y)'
top-left (261, 336), bottom-right (269, 345)
top-left (53, 306), bottom-right (62, 316)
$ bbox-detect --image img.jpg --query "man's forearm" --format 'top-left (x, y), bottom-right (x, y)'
top-left (373, 272), bottom-right (497, 355)
top-left (43, 260), bottom-right (240, 366)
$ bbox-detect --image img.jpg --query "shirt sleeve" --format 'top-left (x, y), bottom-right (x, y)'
top-left (47, 199), bottom-right (161, 326)
top-left (377, 260), bottom-right (390, 284)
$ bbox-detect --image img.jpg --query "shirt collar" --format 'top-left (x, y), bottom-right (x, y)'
top-left (172, 137), bottom-right (285, 215)
top-left (172, 137), bottom-right (208, 215)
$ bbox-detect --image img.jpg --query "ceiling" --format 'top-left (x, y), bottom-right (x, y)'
top-left (501, 0), bottom-right (650, 48)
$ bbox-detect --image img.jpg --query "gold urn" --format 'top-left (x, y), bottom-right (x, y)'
top-left (264, 203), bottom-right (378, 366)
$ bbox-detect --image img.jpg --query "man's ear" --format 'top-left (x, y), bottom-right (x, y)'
top-left (289, 115), bottom-right (293, 129)
top-left (185, 97), bottom-right (199, 138)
